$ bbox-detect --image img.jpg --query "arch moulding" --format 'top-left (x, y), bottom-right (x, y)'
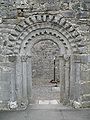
top-left (7, 13), bottom-right (85, 109)
top-left (8, 13), bottom-right (84, 56)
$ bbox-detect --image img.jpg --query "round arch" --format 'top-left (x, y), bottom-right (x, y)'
top-left (7, 13), bottom-right (85, 108)
top-left (8, 13), bottom-right (84, 56)
top-left (20, 28), bottom-right (71, 56)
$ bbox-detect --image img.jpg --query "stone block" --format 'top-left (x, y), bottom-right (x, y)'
top-left (43, 15), bottom-right (47, 21)
top-left (59, 18), bottom-right (66, 26)
top-left (81, 55), bottom-right (88, 63)
top-left (62, 10), bottom-right (75, 18)
top-left (73, 101), bottom-right (82, 108)
top-left (11, 30), bottom-right (19, 37)
top-left (8, 56), bottom-right (17, 62)
top-left (6, 49), bottom-right (13, 55)
top-left (0, 91), bottom-right (10, 101)
top-left (81, 94), bottom-right (90, 102)
top-left (73, 100), bottom-right (90, 108)
top-left (88, 55), bottom-right (90, 62)
top-left (30, 16), bottom-right (37, 23)
top-left (0, 81), bottom-right (10, 91)
top-left (0, 102), bottom-right (9, 111)
top-left (8, 101), bottom-right (18, 109)
top-left (0, 46), bottom-right (2, 54)
top-left (15, 25), bottom-right (23, 32)
top-left (81, 101), bottom-right (90, 108)
top-left (0, 18), bottom-right (2, 23)
top-left (9, 35), bottom-right (16, 41)
top-left (81, 81), bottom-right (90, 95)
top-left (0, 55), bottom-right (4, 62)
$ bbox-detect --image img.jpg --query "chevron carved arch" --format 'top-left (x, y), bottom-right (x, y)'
top-left (8, 13), bottom-right (85, 55)
top-left (20, 28), bottom-right (70, 55)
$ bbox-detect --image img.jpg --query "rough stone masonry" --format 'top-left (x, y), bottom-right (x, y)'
top-left (0, 0), bottom-right (90, 110)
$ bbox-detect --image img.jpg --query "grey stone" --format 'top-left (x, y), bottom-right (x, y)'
top-left (0, 0), bottom-right (90, 111)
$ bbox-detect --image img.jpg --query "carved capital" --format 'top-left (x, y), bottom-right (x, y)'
top-left (21, 56), bottom-right (28, 62)
top-left (64, 54), bottom-right (70, 61)
top-left (21, 55), bottom-right (31, 62)
top-left (74, 54), bottom-right (81, 63)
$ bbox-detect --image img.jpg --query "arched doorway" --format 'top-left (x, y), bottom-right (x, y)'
top-left (19, 27), bottom-right (71, 104)
top-left (31, 40), bottom-right (60, 104)
top-left (7, 13), bottom-right (84, 109)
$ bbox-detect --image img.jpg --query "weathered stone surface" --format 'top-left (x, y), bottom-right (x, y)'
top-left (31, 40), bottom-right (60, 81)
top-left (81, 82), bottom-right (90, 95)
top-left (0, 0), bottom-right (90, 110)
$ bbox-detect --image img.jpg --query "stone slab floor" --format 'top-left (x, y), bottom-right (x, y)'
top-left (31, 85), bottom-right (60, 104)
top-left (0, 105), bottom-right (90, 120)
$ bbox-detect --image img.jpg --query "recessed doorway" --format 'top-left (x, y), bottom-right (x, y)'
top-left (31, 40), bottom-right (60, 105)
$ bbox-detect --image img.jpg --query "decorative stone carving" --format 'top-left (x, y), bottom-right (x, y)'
top-left (0, 18), bottom-right (2, 23)
top-left (8, 56), bottom-right (17, 62)
top-left (21, 55), bottom-right (31, 62)
top-left (60, 2), bottom-right (69, 10)
top-left (0, 0), bottom-right (89, 111)
top-left (7, 14), bottom-right (84, 55)
top-left (74, 55), bottom-right (81, 63)
top-left (8, 101), bottom-right (18, 109)
top-left (21, 55), bottom-right (28, 62)
top-left (64, 54), bottom-right (70, 61)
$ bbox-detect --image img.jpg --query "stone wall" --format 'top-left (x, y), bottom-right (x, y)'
top-left (31, 40), bottom-right (60, 82)
top-left (0, 0), bottom-right (90, 110)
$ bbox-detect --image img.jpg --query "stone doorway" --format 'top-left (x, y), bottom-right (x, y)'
top-left (31, 40), bottom-right (61, 104)
top-left (0, 13), bottom-right (85, 110)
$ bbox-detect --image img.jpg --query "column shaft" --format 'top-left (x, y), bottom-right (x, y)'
top-left (10, 62), bottom-right (16, 102)
top-left (64, 60), bottom-right (70, 103)
top-left (16, 56), bottom-right (23, 103)
top-left (59, 56), bottom-right (65, 102)
top-left (27, 56), bottom-right (32, 102)
top-left (75, 62), bottom-right (81, 101)
top-left (22, 61), bottom-right (27, 101)
top-left (70, 55), bottom-right (76, 100)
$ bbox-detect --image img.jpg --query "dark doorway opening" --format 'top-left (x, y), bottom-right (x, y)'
top-left (31, 40), bottom-right (61, 105)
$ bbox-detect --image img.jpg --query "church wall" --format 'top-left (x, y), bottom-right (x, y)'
top-left (0, 0), bottom-right (90, 110)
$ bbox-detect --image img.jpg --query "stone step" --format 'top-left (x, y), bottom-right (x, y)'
top-left (29, 104), bottom-right (73, 110)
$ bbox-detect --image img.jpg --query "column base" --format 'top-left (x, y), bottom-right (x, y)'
top-left (72, 101), bottom-right (90, 108)
top-left (0, 102), bottom-right (10, 111)
top-left (0, 100), bottom-right (29, 111)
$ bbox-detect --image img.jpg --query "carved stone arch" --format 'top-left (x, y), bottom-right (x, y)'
top-left (8, 13), bottom-right (85, 55)
top-left (20, 29), bottom-right (71, 56)
top-left (5, 13), bottom-right (86, 109)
